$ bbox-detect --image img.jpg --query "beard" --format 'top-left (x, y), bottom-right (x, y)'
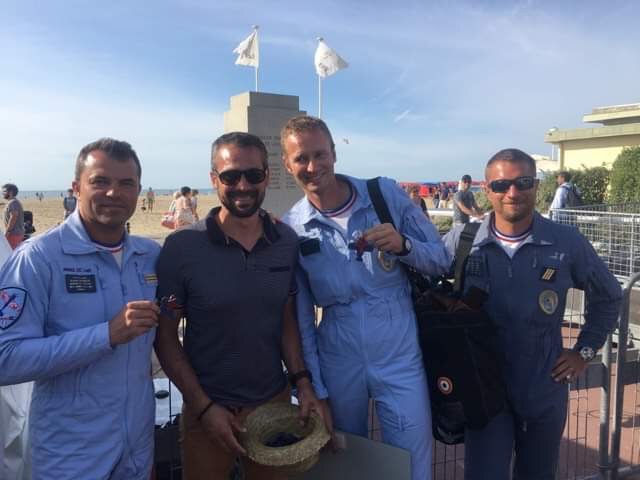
top-left (219, 188), bottom-right (265, 218)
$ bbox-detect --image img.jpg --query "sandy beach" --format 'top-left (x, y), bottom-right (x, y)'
top-left (10, 193), bottom-right (221, 243)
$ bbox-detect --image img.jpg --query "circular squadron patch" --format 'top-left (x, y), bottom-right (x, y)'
top-left (538, 289), bottom-right (559, 315)
top-left (377, 250), bottom-right (397, 272)
top-left (437, 377), bottom-right (454, 395)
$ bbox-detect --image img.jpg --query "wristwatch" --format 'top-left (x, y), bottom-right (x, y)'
top-left (289, 369), bottom-right (312, 388)
top-left (576, 346), bottom-right (596, 362)
top-left (397, 235), bottom-right (413, 256)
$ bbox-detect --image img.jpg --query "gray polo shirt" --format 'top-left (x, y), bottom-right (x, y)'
top-left (453, 189), bottom-right (477, 225)
top-left (3, 198), bottom-right (24, 236)
top-left (156, 208), bottom-right (298, 407)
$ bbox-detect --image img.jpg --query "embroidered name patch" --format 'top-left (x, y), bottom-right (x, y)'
top-left (0, 287), bottom-right (27, 330)
top-left (65, 274), bottom-right (97, 293)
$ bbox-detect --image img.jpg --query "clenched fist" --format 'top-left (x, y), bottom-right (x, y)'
top-left (108, 300), bottom-right (160, 347)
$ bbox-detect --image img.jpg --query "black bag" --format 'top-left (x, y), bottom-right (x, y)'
top-left (564, 184), bottom-right (583, 207)
top-left (366, 178), bottom-right (505, 445)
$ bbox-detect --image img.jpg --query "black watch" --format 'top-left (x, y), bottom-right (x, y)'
top-left (397, 235), bottom-right (412, 256)
top-left (289, 369), bottom-right (312, 388)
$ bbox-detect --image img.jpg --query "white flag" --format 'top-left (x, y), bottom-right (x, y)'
top-left (233, 29), bottom-right (259, 67)
top-left (314, 39), bottom-right (348, 78)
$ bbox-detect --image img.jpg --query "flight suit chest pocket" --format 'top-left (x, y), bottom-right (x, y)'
top-left (464, 252), bottom-right (490, 293)
top-left (134, 261), bottom-right (159, 302)
top-left (531, 255), bottom-right (571, 328)
top-left (49, 265), bottom-right (106, 332)
top-left (299, 233), bottom-right (349, 306)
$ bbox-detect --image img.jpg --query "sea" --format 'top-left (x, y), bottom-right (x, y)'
top-left (19, 188), bottom-right (215, 199)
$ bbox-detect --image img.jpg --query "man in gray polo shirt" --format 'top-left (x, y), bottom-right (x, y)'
top-left (452, 174), bottom-right (483, 226)
top-left (2, 184), bottom-right (24, 249)
top-left (155, 132), bottom-right (324, 480)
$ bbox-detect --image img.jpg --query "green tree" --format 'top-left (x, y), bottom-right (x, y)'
top-left (609, 147), bottom-right (640, 203)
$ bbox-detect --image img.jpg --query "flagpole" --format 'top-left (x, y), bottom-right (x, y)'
top-left (253, 25), bottom-right (259, 92)
top-left (318, 75), bottom-right (322, 118)
top-left (317, 37), bottom-right (323, 118)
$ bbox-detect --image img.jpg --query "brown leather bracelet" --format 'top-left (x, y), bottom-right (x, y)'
top-left (197, 400), bottom-right (215, 421)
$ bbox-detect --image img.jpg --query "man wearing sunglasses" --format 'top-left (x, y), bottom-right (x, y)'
top-left (280, 115), bottom-right (450, 480)
top-left (443, 148), bottom-right (621, 480)
top-left (154, 132), bottom-right (324, 480)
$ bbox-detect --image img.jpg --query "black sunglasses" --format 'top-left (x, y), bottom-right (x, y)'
top-left (213, 168), bottom-right (267, 186)
top-left (488, 176), bottom-right (536, 193)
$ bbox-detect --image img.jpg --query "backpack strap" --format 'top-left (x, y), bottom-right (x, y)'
top-left (366, 177), bottom-right (480, 293)
top-left (452, 222), bottom-right (481, 293)
top-left (366, 177), bottom-right (395, 227)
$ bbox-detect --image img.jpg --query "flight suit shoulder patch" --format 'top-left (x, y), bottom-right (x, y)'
top-left (0, 287), bottom-right (28, 330)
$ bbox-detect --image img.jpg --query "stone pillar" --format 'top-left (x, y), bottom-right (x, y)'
top-left (223, 92), bottom-right (306, 216)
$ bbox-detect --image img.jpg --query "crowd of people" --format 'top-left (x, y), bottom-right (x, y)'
top-left (0, 117), bottom-right (623, 480)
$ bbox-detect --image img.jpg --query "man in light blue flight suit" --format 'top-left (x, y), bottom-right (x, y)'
top-left (280, 116), bottom-right (450, 480)
top-left (443, 148), bottom-right (621, 480)
top-left (0, 138), bottom-right (160, 479)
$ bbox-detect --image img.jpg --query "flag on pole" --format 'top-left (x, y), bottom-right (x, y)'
top-left (314, 38), bottom-right (348, 78)
top-left (233, 28), bottom-right (259, 67)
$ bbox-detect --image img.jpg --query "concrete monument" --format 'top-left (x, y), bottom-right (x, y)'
top-left (224, 92), bottom-right (305, 216)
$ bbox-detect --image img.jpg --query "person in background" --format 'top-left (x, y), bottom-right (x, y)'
top-left (452, 174), bottom-right (483, 226)
top-left (63, 188), bottom-right (77, 219)
top-left (440, 182), bottom-right (450, 209)
top-left (145, 187), bottom-right (155, 213)
top-left (409, 186), bottom-right (430, 219)
top-left (191, 189), bottom-right (200, 221)
top-left (2, 184), bottom-right (24, 250)
top-left (174, 186), bottom-right (195, 229)
top-left (433, 186), bottom-right (440, 209)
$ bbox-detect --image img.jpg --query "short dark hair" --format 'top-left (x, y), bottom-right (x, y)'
top-left (180, 186), bottom-right (191, 196)
top-left (461, 174), bottom-right (472, 183)
top-left (557, 171), bottom-right (571, 182)
top-left (75, 138), bottom-right (141, 181)
top-left (1, 183), bottom-right (18, 196)
top-left (280, 115), bottom-right (336, 156)
top-left (485, 148), bottom-right (537, 177)
top-left (211, 132), bottom-right (268, 171)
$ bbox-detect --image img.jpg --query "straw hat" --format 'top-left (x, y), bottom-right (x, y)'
top-left (241, 402), bottom-right (330, 474)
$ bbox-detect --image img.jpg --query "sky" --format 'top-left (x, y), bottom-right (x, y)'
top-left (1, 0), bottom-right (639, 190)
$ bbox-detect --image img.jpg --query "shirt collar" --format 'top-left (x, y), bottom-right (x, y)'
top-left (59, 210), bottom-right (147, 255)
top-left (205, 207), bottom-right (280, 246)
top-left (474, 211), bottom-right (555, 248)
top-left (293, 174), bottom-right (369, 227)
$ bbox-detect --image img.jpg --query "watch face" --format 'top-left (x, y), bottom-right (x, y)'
top-left (405, 238), bottom-right (412, 252)
top-left (580, 347), bottom-right (595, 361)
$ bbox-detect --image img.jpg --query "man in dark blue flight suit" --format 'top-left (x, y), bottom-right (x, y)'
top-left (443, 148), bottom-right (622, 480)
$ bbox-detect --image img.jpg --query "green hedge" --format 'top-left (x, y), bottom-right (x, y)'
top-left (609, 147), bottom-right (640, 203)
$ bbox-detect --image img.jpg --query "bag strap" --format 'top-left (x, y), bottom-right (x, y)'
top-left (452, 222), bottom-right (480, 293)
top-left (366, 177), bottom-right (480, 293)
top-left (366, 177), bottom-right (395, 227)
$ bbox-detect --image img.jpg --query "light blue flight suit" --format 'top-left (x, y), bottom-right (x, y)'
top-left (283, 175), bottom-right (451, 480)
top-left (443, 212), bottom-right (622, 480)
top-left (0, 210), bottom-right (160, 480)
